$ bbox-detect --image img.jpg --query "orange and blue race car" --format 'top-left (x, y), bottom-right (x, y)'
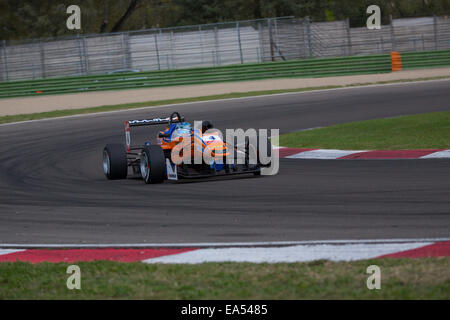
top-left (102, 112), bottom-right (272, 183)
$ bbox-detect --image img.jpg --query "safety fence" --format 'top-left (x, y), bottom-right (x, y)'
top-left (0, 54), bottom-right (394, 98)
top-left (401, 50), bottom-right (450, 69)
top-left (0, 49), bottom-right (448, 99)
top-left (1, 15), bottom-right (450, 82)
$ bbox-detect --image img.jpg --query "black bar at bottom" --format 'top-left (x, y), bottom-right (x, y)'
top-left (0, 300), bottom-right (446, 318)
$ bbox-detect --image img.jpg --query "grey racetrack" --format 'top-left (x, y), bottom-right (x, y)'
top-left (0, 80), bottom-right (449, 244)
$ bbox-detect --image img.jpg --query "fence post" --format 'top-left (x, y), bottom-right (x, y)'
top-left (389, 15), bottom-right (396, 51)
top-left (268, 18), bottom-right (275, 61)
top-left (2, 40), bottom-right (8, 81)
top-left (77, 34), bottom-right (83, 75)
top-left (126, 32), bottom-right (131, 69)
top-left (82, 36), bottom-right (89, 74)
top-left (154, 32), bottom-right (161, 70)
top-left (257, 21), bottom-right (264, 62)
top-left (199, 25), bottom-right (204, 65)
top-left (433, 15), bottom-right (438, 50)
top-left (121, 32), bottom-right (126, 69)
top-left (39, 41), bottom-right (46, 78)
top-left (236, 22), bottom-right (244, 64)
top-left (214, 27), bottom-right (220, 66)
top-left (301, 18), bottom-right (307, 58)
top-left (305, 16), bottom-right (313, 58)
top-left (274, 18), bottom-right (279, 50)
top-left (345, 18), bottom-right (352, 56)
top-left (169, 31), bottom-right (176, 69)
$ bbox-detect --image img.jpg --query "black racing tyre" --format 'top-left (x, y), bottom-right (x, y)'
top-left (258, 135), bottom-right (273, 167)
top-left (244, 136), bottom-right (257, 166)
top-left (140, 145), bottom-right (166, 184)
top-left (103, 144), bottom-right (128, 180)
top-left (245, 135), bottom-right (273, 167)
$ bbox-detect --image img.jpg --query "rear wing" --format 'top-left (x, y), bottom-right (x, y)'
top-left (124, 114), bottom-right (185, 151)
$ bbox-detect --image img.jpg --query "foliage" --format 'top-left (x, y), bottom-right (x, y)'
top-left (0, 0), bottom-right (449, 40)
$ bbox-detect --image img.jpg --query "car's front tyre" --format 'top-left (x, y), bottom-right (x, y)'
top-left (140, 145), bottom-right (166, 184)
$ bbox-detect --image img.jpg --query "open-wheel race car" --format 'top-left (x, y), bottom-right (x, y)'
top-left (102, 112), bottom-right (273, 183)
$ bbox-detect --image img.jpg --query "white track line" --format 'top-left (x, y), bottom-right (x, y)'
top-left (0, 249), bottom-right (25, 256)
top-left (1, 238), bottom-right (449, 249)
top-left (143, 242), bottom-right (432, 264)
top-left (286, 149), bottom-right (366, 159)
top-left (282, 148), bottom-right (450, 160)
top-left (421, 150), bottom-right (450, 158)
top-left (1, 78), bottom-right (450, 128)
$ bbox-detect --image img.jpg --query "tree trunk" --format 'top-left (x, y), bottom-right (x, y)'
top-left (99, 0), bottom-right (108, 33)
top-left (110, 0), bottom-right (140, 33)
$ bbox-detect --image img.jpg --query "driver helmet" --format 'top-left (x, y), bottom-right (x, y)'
top-left (201, 120), bottom-right (214, 133)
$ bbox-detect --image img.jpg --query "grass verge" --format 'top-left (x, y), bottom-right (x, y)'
top-left (1, 75), bottom-right (450, 125)
top-left (278, 111), bottom-right (450, 150)
top-left (0, 258), bottom-right (449, 299)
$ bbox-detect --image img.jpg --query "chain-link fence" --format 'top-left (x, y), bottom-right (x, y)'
top-left (1, 15), bottom-right (450, 82)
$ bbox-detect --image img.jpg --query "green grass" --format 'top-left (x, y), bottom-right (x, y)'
top-left (0, 258), bottom-right (448, 299)
top-left (1, 75), bottom-right (450, 125)
top-left (278, 111), bottom-right (450, 150)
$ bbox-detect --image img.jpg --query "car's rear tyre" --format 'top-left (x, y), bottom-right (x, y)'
top-left (245, 135), bottom-right (273, 167)
top-left (258, 136), bottom-right (273, 167)
top-left (140, 145), bottom-right (166, 184)
top-left (103, 144), bottom-right (127, 180)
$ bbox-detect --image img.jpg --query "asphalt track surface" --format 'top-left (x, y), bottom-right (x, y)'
top-left (0, 80), bottom-right (449, 244)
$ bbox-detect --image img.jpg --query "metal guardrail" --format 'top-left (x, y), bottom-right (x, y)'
top-left (0, 49), bottom-right (449, 99)
top-left (1, 16), bottom-right (450, 82)
top-left (0, 54), bottom-right (392, 98)
top-left (402, 50), bottom-right (450, 69)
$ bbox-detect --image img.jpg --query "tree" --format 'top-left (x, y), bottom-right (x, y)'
top-left (100, 0), bottom-right (108, 33)
top-left (110, 0), bottom-right (142, 32)
top-left (1, 0), bottom-right (450, 40)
